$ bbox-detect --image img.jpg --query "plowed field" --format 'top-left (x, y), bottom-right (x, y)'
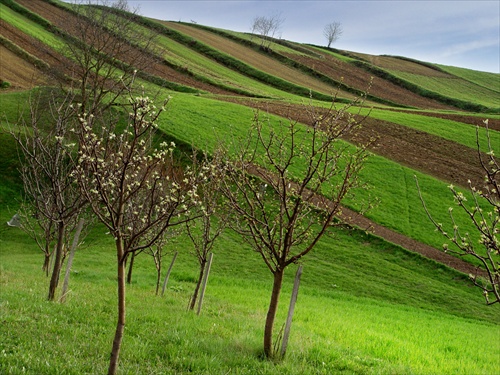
top-left (0, 45), bottom-right (46, 89)
top-left (282, 51), bottom-right (455, 110)
top-left (223, 98), bottom-right (487, 188)
top-left (14, 0), bottom-right (238, 96)
top-left (162, 21), bottom-right (356, 99)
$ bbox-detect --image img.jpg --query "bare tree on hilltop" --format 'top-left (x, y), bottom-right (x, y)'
top-left (251, 13), bottom-right (285, 50)
top-left (324, 22), bottom-right (343, 48)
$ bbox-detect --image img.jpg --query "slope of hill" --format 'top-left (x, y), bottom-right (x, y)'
top-left (1, 0), bottom-right (499, 269)
top-left (1, 0), bottom-right (499, 373)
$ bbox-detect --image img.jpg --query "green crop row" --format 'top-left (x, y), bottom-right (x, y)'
top-left (437, 64), bottom-right (500, 93)
top-left (186, 23), bottom-right (405, 108)
top-left (350, 59), bottom-right (493, 112)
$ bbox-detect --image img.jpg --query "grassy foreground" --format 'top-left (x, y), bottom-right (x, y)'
top-left (1, 206), bottom-right (499, 374)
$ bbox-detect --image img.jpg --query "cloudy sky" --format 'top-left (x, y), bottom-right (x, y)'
top-left (122, 1), bottom-right (499, 73)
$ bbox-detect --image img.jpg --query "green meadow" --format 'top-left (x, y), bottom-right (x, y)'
top-left (1, 208), bottom-right (499, 374)
top-left (1, 88), bottom-right (498, 374)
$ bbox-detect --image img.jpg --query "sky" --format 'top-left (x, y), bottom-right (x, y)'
top-left (102, 1), bottom-right (500, 73)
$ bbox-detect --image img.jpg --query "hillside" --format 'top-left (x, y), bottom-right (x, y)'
top-left (1, 0), bottom-right (499, 274)
top-left (0, 1), bottom-right (499, 373)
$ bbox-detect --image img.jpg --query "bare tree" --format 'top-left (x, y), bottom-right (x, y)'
top-left (323, 22), bottom-right (343, 48)
top-left (185, 151), bottom-right (229, 311)
top-left (218, 100), bottom-right (369, 358)
top-left (62, 0), bottom-right (159, 117)
top-left (416, 120), bottom-right (499, 305)
top-left (7, 89), bottom-right (88, 301)
top-left (251, 13), bottom-right (285, 50)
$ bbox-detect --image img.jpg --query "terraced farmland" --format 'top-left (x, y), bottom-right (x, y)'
top-left (0, 1), bottom-right (499, 374)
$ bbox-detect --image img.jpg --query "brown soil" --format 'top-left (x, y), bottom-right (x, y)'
top-left (162, 21), bottom-right (356, 99)
top-left (0, 45), bottom-right (46, 89)
top-left (387, 108), bottom-right (500, 132)
top-left (0, 19), bottom-right (69, 84)
top-left (348, 53), bottom-right (452, 76)
top-left (282, 51), bottom-right (455, 110)
top-left (14, 0), bottom-right (238, 96)
top-left (222, 98), bottom-right (486, 188)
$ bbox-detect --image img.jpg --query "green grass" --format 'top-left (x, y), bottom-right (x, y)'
top-left (0, 205), bottom-right (498, 374)
top-left (1, 6), bottom-right (500, 372)
top-left (151, 28), bottom-right (299, 99)
top-left (388, 71), bottom-right (500, 109)
top-left (152, 92), bottom-right (488, 257)
top-left (436, 64), bottom-right (500, 93)
top-left (0, 88), bottom-right (492, 262)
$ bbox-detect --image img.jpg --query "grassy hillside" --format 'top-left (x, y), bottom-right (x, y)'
top-left (0, 0), bottom-right (499, 373)
top-left (1, 207), bottom-right (499, 374)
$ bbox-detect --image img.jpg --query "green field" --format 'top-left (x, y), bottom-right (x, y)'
top-left (388, 71), bottom-right (500, 109)
top-left (0, 3), bottom-right (64, 50)
top-left (1, 209), bottom-right (498, 374)
top-left (436, 64), bottom-right (500, 93)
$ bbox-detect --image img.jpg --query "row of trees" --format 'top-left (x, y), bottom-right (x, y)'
top-left (4, 2), bottom-right (364, 373)
top-left (4, 1), bottom-right (497, 374)
top-left (251, 14), bottom-right (343, 50)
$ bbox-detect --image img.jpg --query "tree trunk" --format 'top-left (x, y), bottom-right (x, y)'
top-left (196, 253), bottom-right (213, 316)
top-left (47, 221), bottom-right (65, 301)
top-left (126, 251), bottom-right (135, 284)
top-left (263, 267), bottom-right (284, 358)
top-left (108, 239), bottom-right (126, 375)
top-left (189, 259), bottom-right (206, 310)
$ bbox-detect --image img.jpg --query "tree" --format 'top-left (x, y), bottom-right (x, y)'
top-left (72, 82), bottom-right (204, 374)
top-left (323, 22), bottom-right (343, 48)
top-left (218, 101), bottom-right (369, 358)
top-left (416, 120), bottom-right (499, 305)
top-left (7, 89), bottom-right (88, 301)
top-left (62, 0), bottom-right (158, 117)
top-left (251, 13), bottom-right (285, 50)
top-left (185, 151), bottom-right (229, 311)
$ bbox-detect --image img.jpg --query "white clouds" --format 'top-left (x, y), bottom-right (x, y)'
top-left (440, 38), bottom-right (499, 58)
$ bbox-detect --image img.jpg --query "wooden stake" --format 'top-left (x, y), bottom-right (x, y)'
top-left (280, 264), bottom-right (303, 358)
top-left (196, 252), bottom-right (214, 315)
top-left (60, 218), bottom-right (85, 303)
top-left (161, 251), bottom-right (178, 296)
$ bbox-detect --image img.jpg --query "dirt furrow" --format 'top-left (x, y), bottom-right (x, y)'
top-left (224, 98), bottom-right (486, 188)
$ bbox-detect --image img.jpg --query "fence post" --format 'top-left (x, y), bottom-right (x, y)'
top-left (60, 218), bottom-right (85, 302)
